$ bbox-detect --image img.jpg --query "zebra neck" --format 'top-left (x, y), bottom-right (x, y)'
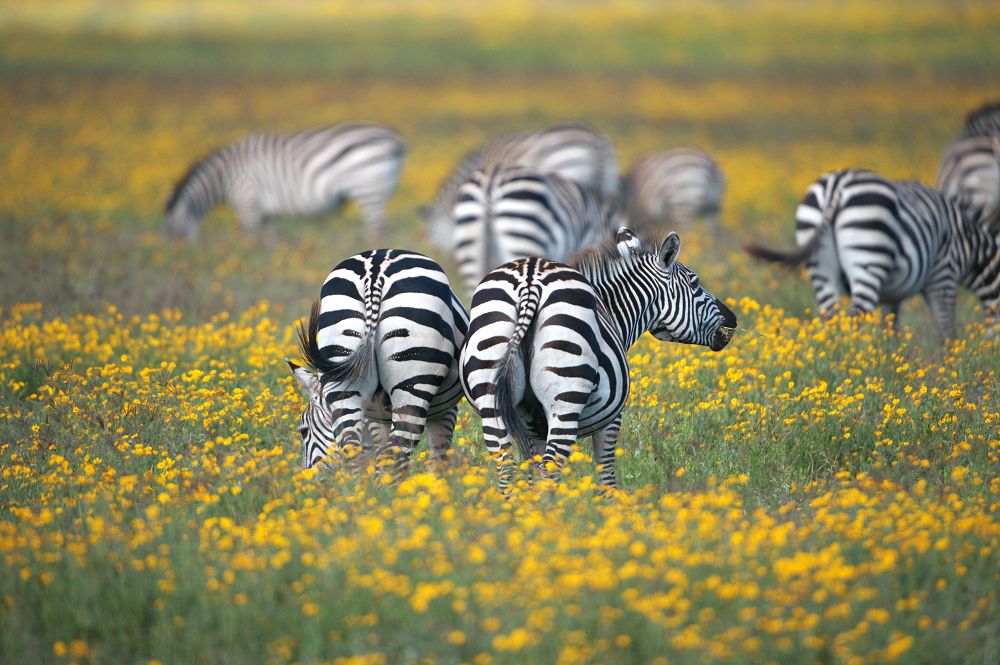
top-left (179, 153), bottom-right (229, 220)
top-left (581, 260), bottom-right (659, 349)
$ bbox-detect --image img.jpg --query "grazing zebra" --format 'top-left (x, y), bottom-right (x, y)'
top-left (745, 168), bottom-right (1000, 337)
top-left (423, 122), bottom-right (619, 251)
top-left (460, 227), bottom-right (737, 491)
top-left (165, 123), bottom-right (404, 242)
top-left (288, 249), bottom-right (468, 478)
top-left (451, 165), bottom-right (617, 295)
top-left (963, 101), bottom-right (1000, 137)
top-left (935, 134), bottom-right (1000, 224)
top-left (623, 148), bottom-right (725, 234)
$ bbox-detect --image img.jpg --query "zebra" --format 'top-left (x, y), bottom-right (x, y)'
top-left (622, 148), bottom-right (725, 234)
top-left (165, 122), bottom-right (405, 242)
top-left (935, 134), bottom-right (1000, 224)
top-left (459, 227), bottom-right (737, 491)
top-left (287, 249), bottom-right (469, 478)
top-left (745, 168), bottom-right (1000, 337)
top-left (450, 164), bottom-right (618, 295)
top-left (423, 122), bottom-right (619, 251)
top-left (963, 101), bottom-right (1000, 137)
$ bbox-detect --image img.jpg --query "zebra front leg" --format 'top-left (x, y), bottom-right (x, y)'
top-left (881, 302), bottom-right (902, 331)
top-left (318, 387), bottom-right (371, 472)
top-left (377, 404), bottom-right (431, 481)
top-left (591, 414), bottom-right (623, 488)
top-left (364, 419), bottom-right (390, 455)
top-left (480, 410), bottom-right (517, 493)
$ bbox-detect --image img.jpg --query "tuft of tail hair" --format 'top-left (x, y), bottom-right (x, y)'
top-left (297, 301), bottom-right (375, 387)
top-left (492, 284), bottom-right (541, 462)
top-left (745, 179), bottom-right (843, 267)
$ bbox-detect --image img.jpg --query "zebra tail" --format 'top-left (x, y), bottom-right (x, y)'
top-left (743, 240), bottom-right (816, 267)
top-left (493, 285), bottom-right (541, 462)
top-left (297, 300), bottom-right (376, 387)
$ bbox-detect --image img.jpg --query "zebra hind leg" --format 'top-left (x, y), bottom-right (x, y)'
top-left (591, 413), bottom-right (623, 489)
top-left (541, 412), bottom-right (583, 482)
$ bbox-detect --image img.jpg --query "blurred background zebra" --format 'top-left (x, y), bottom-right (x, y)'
top-left (622, 147), bottom-right (725, 235)
top-left (460, 228), bottom-right (736, 491)
top-left (746, 168), bottom-right (1000, 337)
top-left (423, 122), bottom-right (619, 251)
top-left (164, 122), bottom-right (405, 242)
top-left (289, 249), bottom-right (468, 479)
top-left (450, 165), bottom-right (617, 295)
top-left (963, 101), bottom-right (1000, 137)
top-left (935, 134), bottom-right (1000, 224)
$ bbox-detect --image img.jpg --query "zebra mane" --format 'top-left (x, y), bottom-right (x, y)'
top-left (296, 301), bottom-right (339, 375)
top-left (568, 231), bottom-right (659, 275)
top-left (164, 149), bottom-right (220, 213)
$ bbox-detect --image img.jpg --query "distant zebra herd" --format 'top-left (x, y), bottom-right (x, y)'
top-left (164, 103), bottom-right (1000, 488)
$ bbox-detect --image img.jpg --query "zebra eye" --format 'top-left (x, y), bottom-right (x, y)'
top-left (299, 426), bottom-right (309, 439)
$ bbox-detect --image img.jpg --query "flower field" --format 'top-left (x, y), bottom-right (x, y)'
top-left (1, 2), bottom-right (999, 663)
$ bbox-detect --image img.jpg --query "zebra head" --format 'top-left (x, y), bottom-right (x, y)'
top-left (287, 359), bottom-right (338, 469)
top-left (638, 230), bottom-right (737, 351)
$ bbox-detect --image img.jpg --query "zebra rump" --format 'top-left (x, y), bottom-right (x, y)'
top-left (451, 165), bottom-right (616, 294)
top-left (297, 299), bottom-right (374, 388)
top-left (424, 122), bottom-right (619, 251)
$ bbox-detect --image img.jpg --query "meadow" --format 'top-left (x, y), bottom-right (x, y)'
top-left (1, 1), bottom-right (998, 663)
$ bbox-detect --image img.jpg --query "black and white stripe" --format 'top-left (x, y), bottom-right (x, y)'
top-left (746, 168), bottom-right (1000, 337)
top-left (460, 228), bottom-right (737, 491)
top-left (451, 165), bottom-right (616, 294)
top-left (423, 122), bottom-right (619, 250)
top-left (288, 249), bottom-right (468, 478)
top-left (165, 122), bottom-right (405, 242)
top-left (936, 134), bottom-right (1000, 225)
top-left (623, 148), bottom-right (725, 234)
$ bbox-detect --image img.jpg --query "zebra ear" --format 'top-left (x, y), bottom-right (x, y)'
top-left (616, 227), bottom-right (641, 257)
top-left (659, 232), bottom-right (681, 268)
top-left (287, 359), bottom-right (319, 394)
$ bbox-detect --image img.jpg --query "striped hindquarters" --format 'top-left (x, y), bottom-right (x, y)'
top-left (424, 122), bottom-right (619, 250)
top-left (451, 165), bottom-right (612, 294)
